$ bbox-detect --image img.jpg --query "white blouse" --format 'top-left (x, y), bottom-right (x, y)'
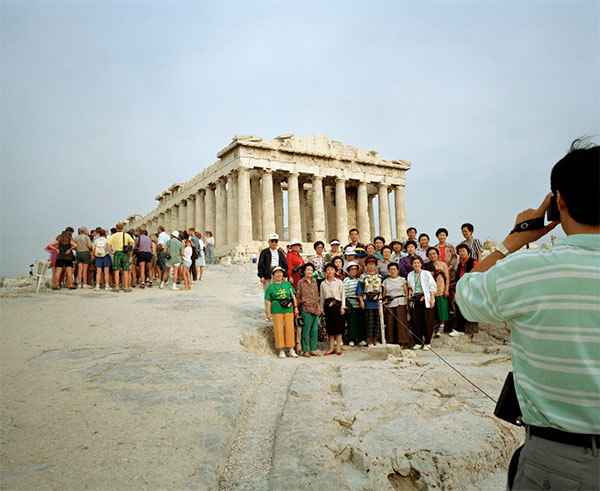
top-left (407, 270), bottom-right (437, 308)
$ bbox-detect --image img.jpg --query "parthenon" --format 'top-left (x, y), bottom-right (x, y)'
top-left (123, 134), bottom-right (411, 258)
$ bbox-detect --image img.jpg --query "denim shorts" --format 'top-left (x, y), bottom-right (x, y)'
top-left (182, 260), bottom-right (192, 268)
top-left (95, 255), bottom-right (112, 269)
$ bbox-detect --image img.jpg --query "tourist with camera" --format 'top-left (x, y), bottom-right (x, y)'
top-left (265, 265), bottom-right (299, 359)
top-left (455, 141), bottom-right (599, 490)
top-left (320, 262), bottom-right (346, 355)
top-left (357, 256), bottom-right (383, 347)
top-left (295, 263), bottom-right (321, 357)
top-left (406, 256), bottom-right (437, 350)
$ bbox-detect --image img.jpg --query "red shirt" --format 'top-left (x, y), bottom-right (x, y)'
top-left (286, 251), bottom-right (304, 289)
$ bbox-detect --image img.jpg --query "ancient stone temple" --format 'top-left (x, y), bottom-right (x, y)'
top-left (123, 134), bottom-right (411, 258)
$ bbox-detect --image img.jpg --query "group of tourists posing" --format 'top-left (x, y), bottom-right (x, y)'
top-left (45, 224), bottom-right (215, 292)
top-left (260, 225), bottom-right (482, 358)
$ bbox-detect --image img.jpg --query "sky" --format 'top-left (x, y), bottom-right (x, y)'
top-left (1, 0), bottom-right (598, 276)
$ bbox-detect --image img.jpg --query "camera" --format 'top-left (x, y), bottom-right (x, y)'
top-left (547, 192), bottom-right (560, 222)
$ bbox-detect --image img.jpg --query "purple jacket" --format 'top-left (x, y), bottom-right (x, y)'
top-left (398, 255), bottom-right (415, 278)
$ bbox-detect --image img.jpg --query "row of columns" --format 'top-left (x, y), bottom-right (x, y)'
top-left (135, 169), bottom-right (407, 252)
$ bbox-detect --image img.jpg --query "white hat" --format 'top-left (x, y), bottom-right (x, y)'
top-left (345, 260), bottom-right (359, 272)
top-left (268, 234), bottom-right (279, 241)
top-left (345, 246), bottom-right (356, 256)
top-left (330, 239), bottom-right (340, 245)
top-left (172, 230), bottom-right (180, 238)
top-left (289, 239), bottom-right (301, 246)
top-left (272, 266), bottom-right (285, 273)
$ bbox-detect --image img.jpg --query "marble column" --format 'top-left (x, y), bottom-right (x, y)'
top-left (195, 190), bottom-right (205, 234)
top-left (368, 195), bottom-right (376, 240)
top-left (274, 178), bottom-right (284, 238)
top-left (394, 185), bottom-right (407, 241)
top-left (215, 179), bottom-right (227, 248)
top-left (204, 187), bottom-right (216, 236)
top-left (227, 173), bottom-right (238, 245)
top-left (335, 177), bottom-right (349, 244)
top-left (357, 181), bottom-right (370, 239)
top-left (325, 185), bottom-right (337, 240)
top-left (312, 176), bottom-right (326, 243)
top-left (178, 200), bottom-right (187, 231)
top-left (186, 196), bottom-right (195, 231)
top-left (300, 187), bottom-right (308, 242)
top-left (261, 170), bottom-right (276, 239)
top-left (251, 176), bottom-right (263, 241)
top-left (287, 172), bottom-right (301, 241)
top-left (378, 183), bottom-right (392, 240)
top-left (306, 188), bottom-right (314, 242)
top-left (171, 205), bottom-right (178, 232)
top-left (237, 168), bottom-right (253, 243)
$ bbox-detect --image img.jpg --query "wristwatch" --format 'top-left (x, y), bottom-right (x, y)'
top-left (495, 243), bottom-right (511, 257)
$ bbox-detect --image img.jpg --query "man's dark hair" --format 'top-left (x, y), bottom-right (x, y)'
top-left (461, 223), bottom-right (474, 232)
top-left (405, 240), bottom-right (418, 249)
top-left (456, 243), bottom-right (470, 254)
top-left (381, 245), bottom-right (392, 253)
top-left (418, 233), bottom-right (429, 241)
top-left (427, 247), bottom-right (439, 257)
top-left (373, 236), bottom-right (385, 244)
top-left (436, 227), bottom-right (449, 237)
top-left (349, 228), bottom-right (359, 234)
top-left (551, 139), bottom-right (600, 226)
top-left (110, 227), bottom-right (117, 234)
top-left (406, 227), bottom-right (417, 234)
top-left (313, 240), bottom-right (325, 250)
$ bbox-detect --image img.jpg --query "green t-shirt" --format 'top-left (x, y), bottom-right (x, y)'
top-left (165, 238), bottom-right (183, 264)
top-left (265, 281), bottom-right (296, 314)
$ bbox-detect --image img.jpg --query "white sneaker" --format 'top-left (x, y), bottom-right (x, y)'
top-left (159, 281), bottom-right (164, 289)
top-left (278, 350), bottom-right (286, 358)
top-left (95, 285), bottom-right (100, 291)
top-left (449, 330), bottom-right (464, 337)
top-left (105, 285), bottom-right (110, 291)
top-left (413, 344), bottom-right (423, 349)
top-left (368, 344), bottom-right (375, 348)
top-left (359, 341), bottom-right (368, 346)
top-left (349, 341), bottom-right (355, 347)
top-left (423, 345), bottom-right (431, 351)
top-left (288, 348), bottom-right (299, 358)
top-left (172, 284), bottom-right (179, 290)
top-left (78, 283), bottom-right (83, 289)
top-left (192, 280), bottom-right (198, 284)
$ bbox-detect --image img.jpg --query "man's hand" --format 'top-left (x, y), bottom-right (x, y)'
top-left (260, 277), bottom-right (266, 284)
top-left (504, 193), bottom-right (560, 253)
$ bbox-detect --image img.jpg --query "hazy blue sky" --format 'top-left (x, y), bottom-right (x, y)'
top-left (1, 0), bottom-right (598, 276)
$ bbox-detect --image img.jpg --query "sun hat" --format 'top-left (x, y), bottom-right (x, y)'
top-left (172, 230), bottom-right (180, 238)
top-left (330, 239), bottom-right (341, 245)
top-left (272, 266), bottom-right (285, 273)
top-left (345, 260), bottom-right (359, 272)
top-left (389, 238), bottom-right (402, 246)
top-left (345, 246), bottom-right (356, 256)
top-left (269, 234), bottom-right (279, 241)
top-left (365, 256), bottom-right (378, 265)
top-left (289, 239), bottom-right (301, 246)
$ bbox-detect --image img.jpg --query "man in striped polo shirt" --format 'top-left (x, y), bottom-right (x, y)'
top-left (456, 141), bottom-right (599, 490)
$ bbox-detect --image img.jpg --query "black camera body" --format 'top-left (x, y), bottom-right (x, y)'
top-left (547, 192), bottom-right (560, 222)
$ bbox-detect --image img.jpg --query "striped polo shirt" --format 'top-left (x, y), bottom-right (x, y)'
top-left (455, 234), bottom-right (600, 434)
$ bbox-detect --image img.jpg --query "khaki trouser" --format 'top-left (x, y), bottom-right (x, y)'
top-left (272, 312), bottom-right (295, 349)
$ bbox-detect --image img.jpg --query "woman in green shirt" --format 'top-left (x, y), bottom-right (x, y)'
top-left (265, 266), bottom-right (299, 359)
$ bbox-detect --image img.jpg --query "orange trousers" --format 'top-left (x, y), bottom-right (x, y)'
top-left (272, 312), bottom-right (295, 349)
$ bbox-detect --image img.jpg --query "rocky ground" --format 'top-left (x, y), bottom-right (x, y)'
top-left (0, 265), bottom-right (522, 490)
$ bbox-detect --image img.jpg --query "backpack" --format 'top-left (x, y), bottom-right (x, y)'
top-left (95, 238), bottom-right (108, 258)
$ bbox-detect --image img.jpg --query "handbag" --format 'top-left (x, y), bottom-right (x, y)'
top-left (276, 298), bottom-right (293, 309)
top-left (325, 297), bottom-right (342, 309)
top-left (494, 372), bottom-right (523, 426)
top-left (122, 232), bottom-right (133, 254)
